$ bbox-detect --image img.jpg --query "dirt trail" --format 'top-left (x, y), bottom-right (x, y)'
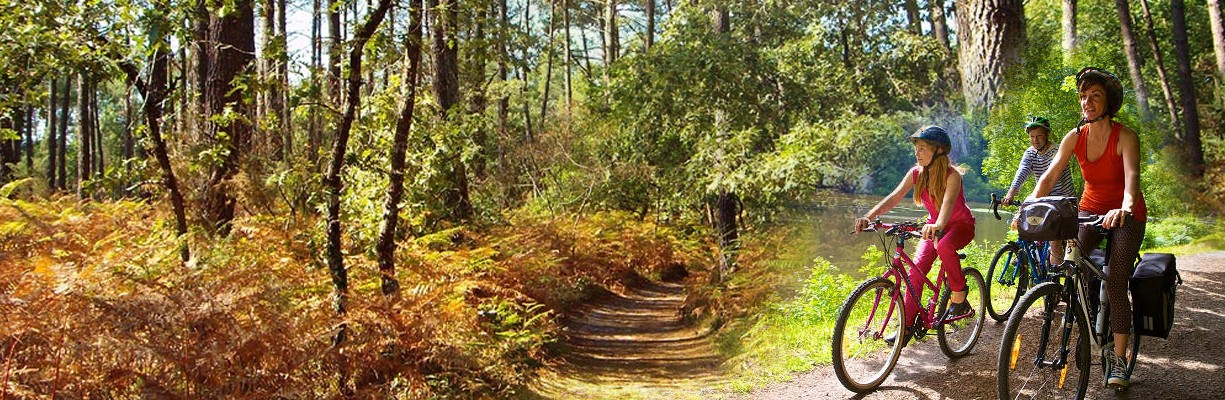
top-left (741, 250), bottom-right (1225, 399)
top-left (527, 275), bottom-right (723, 398)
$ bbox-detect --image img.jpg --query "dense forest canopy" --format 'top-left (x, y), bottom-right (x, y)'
top-left (1, 0), bottom-right (1223, 396)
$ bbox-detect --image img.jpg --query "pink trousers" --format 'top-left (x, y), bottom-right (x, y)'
top-left (904, 221), bottom-right (974, 324)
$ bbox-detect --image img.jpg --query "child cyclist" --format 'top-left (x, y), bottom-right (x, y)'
top-left (853, 126), bottom-right (976, 341)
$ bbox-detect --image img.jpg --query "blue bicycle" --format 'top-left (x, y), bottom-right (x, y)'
top-left (984, 194), bottom-right (1056, 322)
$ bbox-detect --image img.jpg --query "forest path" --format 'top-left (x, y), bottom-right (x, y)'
top-left (526, 274), bottom-right (723, 399)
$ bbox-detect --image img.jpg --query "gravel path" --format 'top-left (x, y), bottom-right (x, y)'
top-left (740, 250), bottom-right (1225, 400)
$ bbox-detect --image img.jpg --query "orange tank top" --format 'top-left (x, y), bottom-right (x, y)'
top-left (1073, 122), bottom-right (1147, 221)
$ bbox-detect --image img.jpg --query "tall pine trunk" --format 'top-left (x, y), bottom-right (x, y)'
top-left (57, 76), bottom-right (69, 191)
top-left (1209, 0), bottom-right (1225, 79)
top-left (1063, 0), bottom-right (1078, 56)
top-left (1117, 0), bottom-right (1151, 119)
top-left (77, 75), bottom-right (92, 197)
top-left (376, 0), bottom-right (423, 297)
top-left (46, 77), bottom-right (58, 188)
top-left (955, 0), bottom-right (1025, 113)
top-left (430, 0), bottom-right (473, 222)
top-left (1171, 0), bottom-right (1205, 176)
top-left (1139, 0), bottom-right (1183, 136)
top-left (200, 0), bottom-right (256, 235)
top-left (904, 0), bottom-right (922, 34)
top-left (930, 0), bottom-right (950, 48)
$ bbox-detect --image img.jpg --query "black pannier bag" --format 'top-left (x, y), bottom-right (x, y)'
top-left (1130, 253), bottom-right (1181, 338)
top-left (1018, 196), bottom-right (1079, 241)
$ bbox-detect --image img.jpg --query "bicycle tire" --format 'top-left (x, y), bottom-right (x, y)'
top-left (937, 268), bottom-right (986, 358)
top-left (997, 282), bottom-right (1090, 400)
top-left (987, 244), bottom-right (1029, 322)
top-left (832, 277), bottom-right (906, 393)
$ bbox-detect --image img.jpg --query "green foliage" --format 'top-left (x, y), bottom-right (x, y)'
top-left (1143, 215), bottom-right (1211, 249)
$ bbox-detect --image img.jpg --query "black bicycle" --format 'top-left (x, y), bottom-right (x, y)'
top-left (997, 215), bottom-right (1140, 399)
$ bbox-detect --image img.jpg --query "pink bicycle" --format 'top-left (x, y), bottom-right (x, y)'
top-left (832, 219), bottom-right (986, 393)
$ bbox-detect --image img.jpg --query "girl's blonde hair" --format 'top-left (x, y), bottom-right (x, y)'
top-left (913, 139), bottom-right (954, 210)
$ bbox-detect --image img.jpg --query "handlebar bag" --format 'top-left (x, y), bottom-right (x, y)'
top-left (1018, 196), bottom-right (1079, 241)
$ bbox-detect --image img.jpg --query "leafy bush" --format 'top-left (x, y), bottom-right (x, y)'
top-left (1143, 215), bottom-right (1211, 249)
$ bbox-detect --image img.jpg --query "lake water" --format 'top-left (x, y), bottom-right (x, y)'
top-left (771, 192), bottom-right (1014, 279)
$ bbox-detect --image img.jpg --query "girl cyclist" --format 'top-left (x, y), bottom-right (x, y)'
top-left (1028, 67), bottom-right (1146, 390)
top-left (854, 126), bottom-right (976, 337)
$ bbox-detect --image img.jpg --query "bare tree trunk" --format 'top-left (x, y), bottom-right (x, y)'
top-left (604, 0), bottom-right (618, 86)
top-left (77, 75), bottom-right (92, 197)
top-left (520, 0), bottom-right (534, 141)
top-left (123, 84), bottom-right (134, 164)
top-left (200, 0), bottom-right (256, 236)
top-left (1139, 0), bottom-right (1183, 135)
top-left (46, 77), bottom-right (58, 188)
top-left (91, 88), bottom-right (103, 180)
top-left (1171, 0), bottom-right (1205, 176)
top-left (430, 0), bottom-right (473, 221)
top-left (1117, 0), bottom-right (1151, 119)
top-left (497, 0), bottom-right (509, 141)
top-left (309, 0), bottom-right (323, 166)
top-left (712, 4), bottom-right (738, 282)
top-left (328, 0), bottom-right (343, 107)
top-left (1209, 0), bottom-right (1225, 79)
top-left (57, 76), bottom-right (69, 191)
top-left (564, 0), bottom-right (574, 113)
top-left (644, 0), bottom-right (655, 50)
top-left (470, 6), bottom-right (489, 178)
top-left (23, 104), bottom-right (33, 172)
top-left (955, 0), bottom-right (1025, 113)
top-left (377, 0), bottom-right (423, 297)
top-left (1063, 0), bottom-right (1077, 55)
top-left (929, 0), bottom-right (950, 48)
top-left (541, 0), bottom-right (557, 125)
top-left (325, 0), bottom-right (393, 352)
top-left (904, 0), bottom-right (922, 34)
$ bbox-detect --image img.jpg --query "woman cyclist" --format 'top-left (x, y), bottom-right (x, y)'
top-left (1004, 116), bottom-right (1077, 265)
top-left (854, 126), bottom-right (976, 341)
top-left (1028, 67), bottom-right (1146, 390)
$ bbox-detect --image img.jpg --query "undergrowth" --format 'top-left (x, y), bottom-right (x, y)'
top-left (0, 198), bottom-right (712, 398)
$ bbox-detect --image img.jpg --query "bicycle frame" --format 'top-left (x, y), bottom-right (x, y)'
top-left (870, 223), bottom-right (969, 335)
top-left (997, 239), bottom-right (1051, 286)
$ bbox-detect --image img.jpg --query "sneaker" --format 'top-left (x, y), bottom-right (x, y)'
top-left (883, 327), bottom-right (912, 346)
top-left (942, 300), bottom-right (973, 322)
top-left (1107, 352), bottom-right (1130, 389)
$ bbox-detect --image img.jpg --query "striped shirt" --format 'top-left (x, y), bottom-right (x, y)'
top-left (1009, 144), bottom-right (1076, 197)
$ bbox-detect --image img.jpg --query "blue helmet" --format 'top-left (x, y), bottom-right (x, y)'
top-left (909, 125), bottom-right (952, 151)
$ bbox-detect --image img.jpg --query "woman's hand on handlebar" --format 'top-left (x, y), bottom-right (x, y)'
top-left (1001, 194), bottom-right (1015, 206)
top-left (1103, 208), bottom-right (1132, 229)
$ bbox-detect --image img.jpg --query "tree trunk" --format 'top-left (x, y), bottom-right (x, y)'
top-left (1063, 0), bottom-right (1077, 55)
top-left (497, 0), bottom-right (509, 142)
top-left (77, 76), bottom-right (92, 197)
top-left (328, 0), bottom-right (343, 107)
top-left (1209, 0), bottom-right (1225, 79)
top-left (955, 0), bottom-right (1025, 113)
top-left (1171, 0), bottom-right (1205, 176)
top-left (277, 0), bottom-right (289, 159)
top-left (200, 0), bottom-right (256, 236)
top-left (541, 0), bottom-right (557, 125)
top-left (469, 6), bottom-right (489, 178)
top-left (46, 77), bottom-right (58, 188)
top-left (904, 0), bottom-right (922, 34)
top-left (644, 0), bottom-right (655, 50)
top-left (1139, 0), bottom-right (1183, 136)
top-left (309, 0), bottom-right (323, 167)
top-left (564, 0), bottom-right (574, 113)
top-left (1117, 0), bottom-right (1151, 120)
top-left (430, 0), bottom-right (472, 222)
top-left (139, 36), bottom-right (191, 263)
top-left (929, 0), bottom-right (950, 48)
top-left (57, 76), bottom-right (69, 191)
top-left (91, 88), bottom-right (103, 180)
top-left (604, 0), bottom-right (618, 86)
top-left (23, 104), bottom-right (33, 172)
top-left (376, 0), bottom-right (423, 297)
top-left (521, 0), bottom-right (534, 141)
top-left (323, 0), bottom-right (393, 364)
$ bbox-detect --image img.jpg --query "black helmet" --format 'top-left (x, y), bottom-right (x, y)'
top-left (1075, 67), bottom-right (1125, 118)
top-left (909, 125), bottom-right (952, 151)
top-left (1024, 116), bottom-right (1051, 132)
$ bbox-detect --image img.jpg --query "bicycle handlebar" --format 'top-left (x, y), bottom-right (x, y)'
top-left (990, 193), bottom-right (1021, 220)
top-left (853, 219), bottom-right (924, 240)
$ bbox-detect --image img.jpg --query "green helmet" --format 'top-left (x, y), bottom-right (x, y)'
top-left (1024, 116), bottom-right (1051, 132)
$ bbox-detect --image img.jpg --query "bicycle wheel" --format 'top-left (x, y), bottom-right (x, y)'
top-left (998, 282), bottom-right (1090, 400)
top-left (832, 277), bottom-right (906, 393)
top-left (987, 244), bottom-right (1029, 322)
top-left (937, 268), bottom-right (986, 358)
